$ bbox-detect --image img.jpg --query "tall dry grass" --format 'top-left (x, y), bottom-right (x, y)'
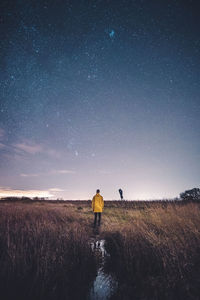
top-left (1, 200), bottom-right (200, 300)
top-left (0, 203), bottom-right (96, 300)
top-left (103, 202), bottom-right (200, 299)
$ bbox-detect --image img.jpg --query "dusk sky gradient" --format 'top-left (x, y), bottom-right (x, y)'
top-left (0, 0), bottom-right (200, 200)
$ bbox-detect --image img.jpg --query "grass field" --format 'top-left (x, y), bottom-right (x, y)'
top-left (0, 199), bottom-right (200, 300)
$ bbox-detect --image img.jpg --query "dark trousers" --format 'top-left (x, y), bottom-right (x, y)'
top-left (94, 212), bottom-right (101, 227)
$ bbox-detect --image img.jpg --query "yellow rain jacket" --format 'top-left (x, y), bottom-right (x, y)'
top-left (92, 193), bottom-right (104, 212)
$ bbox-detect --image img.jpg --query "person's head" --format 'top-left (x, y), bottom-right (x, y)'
top-left (96, 189), bottom-right (100, 194)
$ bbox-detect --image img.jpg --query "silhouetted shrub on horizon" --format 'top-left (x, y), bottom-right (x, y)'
top-left (180, 187), bottom-right (200, 201)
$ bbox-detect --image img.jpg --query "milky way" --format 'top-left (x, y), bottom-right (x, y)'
top-left (0, 1), bottom-right (200, 199)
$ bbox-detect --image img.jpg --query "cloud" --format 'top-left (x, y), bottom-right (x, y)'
top-left (20, 169), bottom-right (75, 177)
top-left (49, 188), bottom-right (65, 192)
top-left (0, 187), bottom-right (53, 198)
top-left (0, 128), bottom-right (5, 140)
top-left (56, 170), bottom-right (75, 174)
top-left (14, 142), bottom-right (43, 155)
top-left (0, 129), bottom-right (9, 152)
top-left (0, 137), bottom-right (61, 160)
top-left (20, 173), bottom-right (39, 177)
top-left (0, 143), bottom-right (6, 149)
top-left (13, 140), bottom-right (61, 158)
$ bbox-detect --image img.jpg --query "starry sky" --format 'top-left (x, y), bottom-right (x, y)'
top-left (0, 0), bottom-right (200, 200)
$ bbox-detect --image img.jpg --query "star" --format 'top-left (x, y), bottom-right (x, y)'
top-left (109, 30), bottom-right (115, 39)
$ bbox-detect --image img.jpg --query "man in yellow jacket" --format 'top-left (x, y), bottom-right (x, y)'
top-left (92, 189), bottom-right (104, 227)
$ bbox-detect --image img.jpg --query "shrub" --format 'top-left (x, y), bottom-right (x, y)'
top-left (180, 188), bottom-right (200, 201)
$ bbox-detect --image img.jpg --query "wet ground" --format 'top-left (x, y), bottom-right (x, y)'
top-left (89, 231), bottom-right (117, 300)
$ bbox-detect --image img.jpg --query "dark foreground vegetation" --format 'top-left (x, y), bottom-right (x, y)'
top-left (0, 203), bottom-right (96, 300)
top-left (0, 199), bottom-right (200, 299)
top-left (104, 202), bottom-right (200, 300)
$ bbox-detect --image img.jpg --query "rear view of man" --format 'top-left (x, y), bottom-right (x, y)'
top-left (119, 188), bottom-right (123, 200)
top-left (92, 189), bottom-right (104, 228)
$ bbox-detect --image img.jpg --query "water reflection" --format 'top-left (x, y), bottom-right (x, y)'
top-left (89, 239), bottom-right (117, 300)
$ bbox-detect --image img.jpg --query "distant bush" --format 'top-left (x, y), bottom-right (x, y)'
top-left (180, 188), bottom-right (200, 201)
top-left (0, 197), bottom-right (32, 202)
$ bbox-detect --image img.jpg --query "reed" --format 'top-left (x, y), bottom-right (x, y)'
top-left (0, 204), bottom-right (96, 300)
top-left (103, 202), bottom-right (200, 299)
top-left (0, 200), bottom-right (199, 299)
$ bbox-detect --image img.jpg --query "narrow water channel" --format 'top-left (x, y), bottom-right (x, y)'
top-left (89, 239), bottom-right (117, 300)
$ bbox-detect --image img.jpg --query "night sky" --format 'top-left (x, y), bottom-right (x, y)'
top-left (0, 0), bottom-right (199, 200)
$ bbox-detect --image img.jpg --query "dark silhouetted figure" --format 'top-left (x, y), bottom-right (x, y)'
top-left (119, 189), bottom-right (123, 200)
top-left (92, 189), bottom-right (104, 228)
